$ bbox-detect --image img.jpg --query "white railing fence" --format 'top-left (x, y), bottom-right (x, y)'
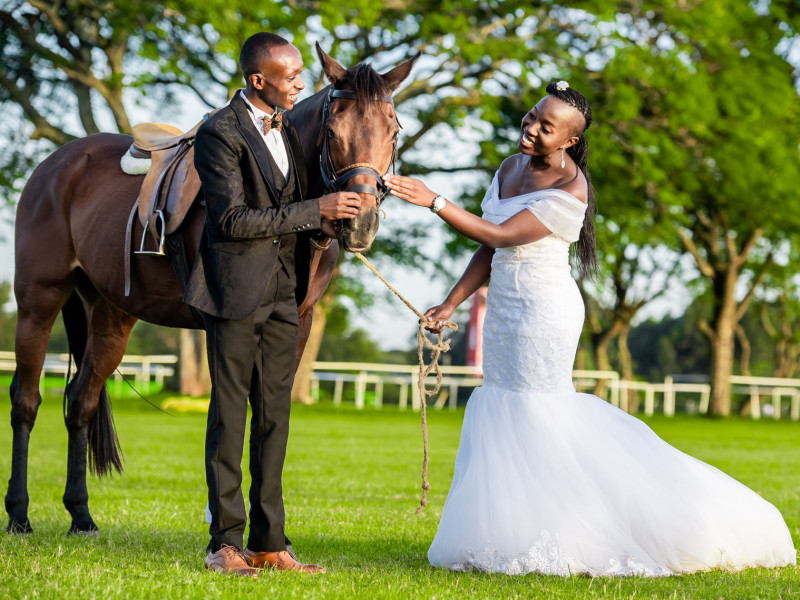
top-left (0, 351), bottom-right (178, 395)
top-left (1, 352), bottom-right (797, 420)
top-left (310, 362), bottom-right (800, 421)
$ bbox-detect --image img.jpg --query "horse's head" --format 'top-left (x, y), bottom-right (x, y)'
top-left (316, 43), bottom-right (418, 252)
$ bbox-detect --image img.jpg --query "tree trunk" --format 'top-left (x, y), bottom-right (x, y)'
top-left (708, 310), bottom-right (736, 416)
top-left (291, 293), bottom-right (333, 404)
top-left (618, 326), bottom-right (637, 414)
top-left (735, 324), bottom-right (751, 377)
top-left (179, 329), bottom-right (211, 396)
top-left (592, 322), bottom-right (623, 398)
top-left (680, 224), bottom-right (767, 417)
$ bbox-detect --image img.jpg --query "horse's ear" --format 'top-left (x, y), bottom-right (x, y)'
top-left (316, 42), bottom-right (347, 85)
top-left (381, 52), bottom-right (421, 92)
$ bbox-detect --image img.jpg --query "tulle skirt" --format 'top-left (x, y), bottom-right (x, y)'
top-left (427, 385), bottom-right (797, 576)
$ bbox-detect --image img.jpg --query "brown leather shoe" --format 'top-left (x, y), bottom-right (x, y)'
top-left (244, 548), bottom-right (326, 574)
top-left (205, 544), bottom-right (259, 577)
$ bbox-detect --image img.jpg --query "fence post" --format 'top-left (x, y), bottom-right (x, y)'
top-left (333, 377), bottom-right (343, 406)
top-left (449, 382), bottom-right (458, 410)
top-left (356, 371), bottom-right (369, 409)
top-left (750, 386), bottom-right (761, 420)
top-left (411, 376), bottom-right (421, 411)
top-left (664, 376), bottom-right (675, 417)
top-left (699, 387), bottom-right (710, 414)
top-left (645, 387), bottom-right (655, 416)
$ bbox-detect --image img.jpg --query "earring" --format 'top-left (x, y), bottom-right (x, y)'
top-left (560, 148), bottom-right (566, 168)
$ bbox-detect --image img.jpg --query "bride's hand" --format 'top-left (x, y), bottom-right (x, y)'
top-left (384, 175), bottom-right (437, 208)
top-left (423, 303), bottom-right (455, 334)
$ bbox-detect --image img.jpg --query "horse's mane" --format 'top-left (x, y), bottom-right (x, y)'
top-left (338, 63), bottom-right (391, 101)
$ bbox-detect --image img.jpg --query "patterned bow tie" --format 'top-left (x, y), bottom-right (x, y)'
top-left (262, 110), bottom-right (282, 134)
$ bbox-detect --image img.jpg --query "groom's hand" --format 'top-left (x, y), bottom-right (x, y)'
top-left (319, 191), bottom-right (361, 220)
top-left (319, 219), bottom-right (339, 239)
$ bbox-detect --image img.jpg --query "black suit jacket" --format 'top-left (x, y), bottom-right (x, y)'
top-left (184, 92), bottom-right (320, 320)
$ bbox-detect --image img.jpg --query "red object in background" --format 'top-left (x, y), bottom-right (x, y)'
top-left (466, 286), bottom-right (488, 376)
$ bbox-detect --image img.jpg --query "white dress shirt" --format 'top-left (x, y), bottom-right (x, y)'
top-left (240, 90), bottom-right (290, 179)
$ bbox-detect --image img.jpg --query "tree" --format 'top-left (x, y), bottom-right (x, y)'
top-left (2, 1), bottom-right (617, 398)
top-left (583, 2), bottom-right (800, 415)
top-left (0, 1), bottom-right (306, 394)
top-left (580, 245), bottom-right (682, 410)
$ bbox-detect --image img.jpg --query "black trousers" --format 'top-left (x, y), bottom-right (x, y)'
top-left (204, 263), bottom-right (298, 553)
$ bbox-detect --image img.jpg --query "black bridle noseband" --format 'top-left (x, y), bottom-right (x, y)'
top-left (318, 88), bottom-right (400, 207)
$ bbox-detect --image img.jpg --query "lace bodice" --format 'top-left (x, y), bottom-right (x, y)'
top-left (478, 172), bottom-right (587, 394)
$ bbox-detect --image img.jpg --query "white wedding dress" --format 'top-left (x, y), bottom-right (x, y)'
top-left (427, 175), bottom-right (796, 576)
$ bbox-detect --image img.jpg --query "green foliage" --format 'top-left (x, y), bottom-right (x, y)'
top-left (629, 303), bottom-right (712, 381)
top-left (318, 301), bottom-right (386, 363)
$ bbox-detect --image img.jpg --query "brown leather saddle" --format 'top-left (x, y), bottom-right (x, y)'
top-left (123, 111), bottom-right (220, 298)
top-left (131, 117), bottom-right (217, 253)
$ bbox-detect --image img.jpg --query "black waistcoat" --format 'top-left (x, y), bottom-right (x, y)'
top-left (269, 151), bottom-right (297, 277)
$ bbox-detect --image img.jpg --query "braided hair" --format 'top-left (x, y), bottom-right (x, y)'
top-left (544, 81), bottom-right (597, 278)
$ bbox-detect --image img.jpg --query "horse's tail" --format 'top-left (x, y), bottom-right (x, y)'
top-left (61, 291), bottom-right (123, 477)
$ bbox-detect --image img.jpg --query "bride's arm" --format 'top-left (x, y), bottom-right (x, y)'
top-left (384, 175), bottom-right (552, 248)
top-left (424, 244), bottom-right (494, 334)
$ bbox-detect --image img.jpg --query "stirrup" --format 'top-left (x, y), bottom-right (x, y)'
top-left (135, 210), bottom-right (166, 256)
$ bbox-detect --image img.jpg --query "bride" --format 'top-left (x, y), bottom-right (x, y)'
top-left (383, 81), bottom-right (796, 576)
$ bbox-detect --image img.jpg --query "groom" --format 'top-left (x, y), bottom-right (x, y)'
top-left (184, 32), bottom-right (361, 576)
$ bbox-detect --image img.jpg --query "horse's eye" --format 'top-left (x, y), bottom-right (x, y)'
top-left (328, 128), bottom-right (338, 140)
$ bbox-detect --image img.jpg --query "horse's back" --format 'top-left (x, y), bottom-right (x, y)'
top-left (18, 133), bottom-right (136, 215)
top-left (15, 133), bottom-right (142, 292)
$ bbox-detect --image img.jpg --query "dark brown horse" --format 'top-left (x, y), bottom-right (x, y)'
top-left (5, 45), bottom-right (417, 535)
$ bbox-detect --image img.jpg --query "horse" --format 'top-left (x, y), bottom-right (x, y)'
top-left (5, 44), bottom-right (418, 535)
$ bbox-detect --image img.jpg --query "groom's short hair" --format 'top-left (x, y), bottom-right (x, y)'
top-left (240, 33), bottom-right (291, 78)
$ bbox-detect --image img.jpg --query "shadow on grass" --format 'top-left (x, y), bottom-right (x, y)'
top-left (3, 519), bottom-right (437, 572)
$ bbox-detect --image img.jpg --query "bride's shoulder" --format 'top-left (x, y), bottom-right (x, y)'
top-left (497, 154), bottom-right (522, 179)
top-left (559, 170), bottom-right (589, 204)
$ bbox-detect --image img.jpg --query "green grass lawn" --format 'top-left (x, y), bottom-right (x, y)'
top-left (1, 393), bottom-right (799, 599)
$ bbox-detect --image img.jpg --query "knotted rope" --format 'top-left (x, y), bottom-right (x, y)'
top-left (353, 252), bottom-right (458, 513)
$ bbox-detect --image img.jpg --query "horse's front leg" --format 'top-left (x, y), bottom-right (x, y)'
top-left (63, 296), bottom-right (135, 535)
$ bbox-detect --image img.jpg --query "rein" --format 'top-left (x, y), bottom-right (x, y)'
top-left (353, 251), bottom-right (458, 513)
top-left (317, 88), bottom-right (400, 205)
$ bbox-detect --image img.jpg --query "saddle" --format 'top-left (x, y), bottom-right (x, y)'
top-left (131, 115), bottom-right (219, 253)
top-left (122, 110), bottom-right (220, 299)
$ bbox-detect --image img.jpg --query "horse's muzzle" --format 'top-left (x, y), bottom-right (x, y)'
top-left (340, 206), bottom-right (380, 253)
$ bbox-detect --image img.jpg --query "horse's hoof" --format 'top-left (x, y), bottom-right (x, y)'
top-left (5, 518), bottom-right (33, 534)
top-left (68, 521), bottom-right (99, 537)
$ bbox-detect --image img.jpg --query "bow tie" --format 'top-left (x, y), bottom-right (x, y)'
top-left (262, 110), bottom-right (283, 134)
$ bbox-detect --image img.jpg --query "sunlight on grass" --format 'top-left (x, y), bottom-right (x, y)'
top-left (1, 395), bottom-right (798, 599)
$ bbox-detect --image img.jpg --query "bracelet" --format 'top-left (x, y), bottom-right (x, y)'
top-left (310, 236), bottom-right (334, 251)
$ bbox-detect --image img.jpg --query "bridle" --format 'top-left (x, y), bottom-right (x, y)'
top-left (317, 88), bottom-right (400, 208)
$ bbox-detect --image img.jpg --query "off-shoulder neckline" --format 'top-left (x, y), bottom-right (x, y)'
top-left (492, 173), bottom-right (587, 205)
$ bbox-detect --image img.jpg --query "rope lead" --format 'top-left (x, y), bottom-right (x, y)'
top-left (353, 252), bottom-right (458, 512)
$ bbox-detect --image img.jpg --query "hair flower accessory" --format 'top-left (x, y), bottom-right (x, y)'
top-left (555, 80), bottom-right (569, 91)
